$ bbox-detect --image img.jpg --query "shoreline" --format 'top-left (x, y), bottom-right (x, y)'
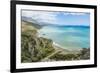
top-left (52, 42), bottom-right (82, 54)
top-left (37, 29), bottom-right (86, 54)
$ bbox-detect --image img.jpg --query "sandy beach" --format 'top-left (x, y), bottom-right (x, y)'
top-left (52, 42), bottom-right (82, 54)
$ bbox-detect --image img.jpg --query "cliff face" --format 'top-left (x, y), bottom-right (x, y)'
top-left (21, 21), bottom-right (55, 63)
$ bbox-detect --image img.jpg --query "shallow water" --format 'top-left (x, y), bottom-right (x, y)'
top-left (38, 25), bottom-right (90, 50)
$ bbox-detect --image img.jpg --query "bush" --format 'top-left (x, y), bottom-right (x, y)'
top-left (50, 53), bottom-right (78, 61)
top-left (21, 29), bottom-right (55, 63)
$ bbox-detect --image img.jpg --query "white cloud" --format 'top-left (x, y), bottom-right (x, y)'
top-left (63, 12), bottom-right (87, 16)
top-left (22, 10), bottom-right (59, 24)
top-left (22, 10), bottom-right (89, 26)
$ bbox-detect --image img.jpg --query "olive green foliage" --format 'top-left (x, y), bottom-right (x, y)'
top-left (21, 21), bottom-right (55, 63)
top-left (50, 53), bottom-right (79, 61)
top-left (50, 48), bottom-right (90, 61)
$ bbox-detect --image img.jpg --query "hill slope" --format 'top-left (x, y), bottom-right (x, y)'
top-left (21, 20), bottom-right (55, 62)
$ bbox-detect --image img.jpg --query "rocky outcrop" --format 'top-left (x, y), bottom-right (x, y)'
top-left (79, 48), bottom-right (90, 60)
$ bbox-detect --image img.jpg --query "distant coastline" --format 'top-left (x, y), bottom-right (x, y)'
top-left (43, 25), bottom-right (90, 28)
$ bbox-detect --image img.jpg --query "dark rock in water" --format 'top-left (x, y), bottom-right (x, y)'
top-left (42, 34), bottom-right (46, 35)
top-left (79, 48), bottom-right (90, 60)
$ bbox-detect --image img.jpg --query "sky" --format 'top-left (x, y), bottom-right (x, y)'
top-left (22, 10), bottom-right (90, 26)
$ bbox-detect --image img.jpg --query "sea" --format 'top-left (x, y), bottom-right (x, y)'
top-left (38, 25), bottom-right (90, 50)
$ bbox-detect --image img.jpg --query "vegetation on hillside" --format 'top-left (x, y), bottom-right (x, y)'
top-left (21, 21), bottom-right (55, 63)
top-left (49, 48), bottom-right (90, 61)
top-left (21, 20), bottom-right (90, 63)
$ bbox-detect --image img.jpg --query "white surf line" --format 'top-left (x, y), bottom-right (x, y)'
top-left (53, 42), bottom-right (82, 52)
top-left (53, 42), bottom-right (67, 50)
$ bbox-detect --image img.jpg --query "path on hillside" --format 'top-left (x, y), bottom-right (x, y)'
top-left (41, 44), bottom-right (63, 62)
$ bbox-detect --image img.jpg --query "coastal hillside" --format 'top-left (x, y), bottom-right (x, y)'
top-left (21, 20), bottom-right (90, 63)
top-left (21, 20), bottom-right (55, 62)
top-left (22, 17), bottom-right (42, 29)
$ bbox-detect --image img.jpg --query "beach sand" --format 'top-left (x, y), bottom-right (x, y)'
top-left (52, 42), bottom-right (82, 54)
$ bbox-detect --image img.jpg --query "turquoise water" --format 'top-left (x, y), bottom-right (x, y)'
top-left (38, 26), bottom-right (90, 50)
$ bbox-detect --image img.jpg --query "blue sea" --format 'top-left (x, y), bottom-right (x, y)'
top-left (38, 25), bottom-right (90, 50)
